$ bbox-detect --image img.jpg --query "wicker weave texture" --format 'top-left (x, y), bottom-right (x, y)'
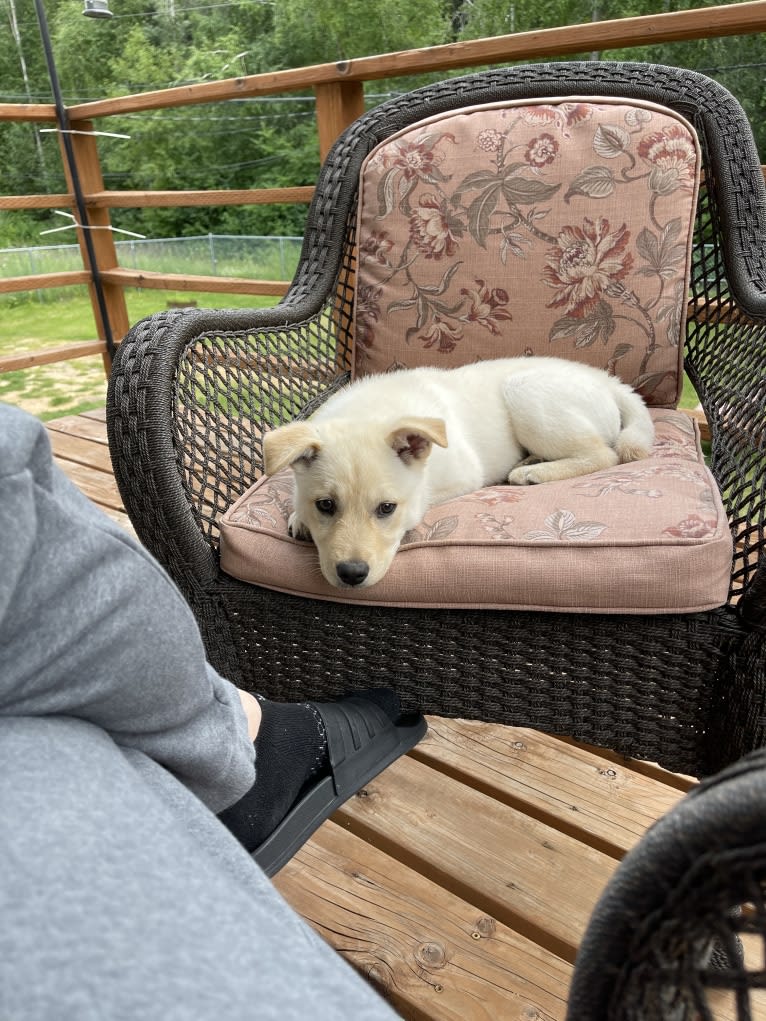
top-left (567, 748), bottom-right (766, 1020)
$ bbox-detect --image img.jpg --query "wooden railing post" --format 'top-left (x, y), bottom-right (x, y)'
top-left (314, 81), bottom-right (365, 160)
top-left (59, 119), bottom-right (131, 372)
top-left (313, 81), bottom-right (365, 373)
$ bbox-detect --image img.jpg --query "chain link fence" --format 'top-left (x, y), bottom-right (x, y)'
top-left (0, 234), bottom-right (303, 303)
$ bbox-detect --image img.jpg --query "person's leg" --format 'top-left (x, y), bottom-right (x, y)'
top-left (0, 402), bottom-right (255, 812)
top-left (0, 715), bottom-right (399, 1021)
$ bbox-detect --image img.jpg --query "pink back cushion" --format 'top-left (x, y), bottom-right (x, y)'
top-left (353, 97), bottom-right (701, 408)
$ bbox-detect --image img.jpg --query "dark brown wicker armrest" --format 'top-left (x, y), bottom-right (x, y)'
top-left (107, 298), bottom-right (351, 583)
top-left (567, 748), bottom-right (766, 1019)
top-left (680, 74), bottom-right (766, 619)
top-left (108, 309), bottom-right (219, 582)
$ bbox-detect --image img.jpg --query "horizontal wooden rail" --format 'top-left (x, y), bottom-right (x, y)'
top-left (0, 271), bottom-right (91, 293)
top-left (0, 187), bottom-right (314, 212)
top-left (5, 174), bottom-right (766, 216)
top-left (0, 340), bottom-right (107, 373)
top-left (0, 294), bottom-right (723, 383)
top-left (0, 102), bottom-right (57, 123)
top-left (99, 266), bottom-right (289, 296)
top-left (67, 1), bottom-right (766, 119)
top-left (0, 193), bottom-right (71, 210)
top-left (86, 186), bottom-right (315, 209)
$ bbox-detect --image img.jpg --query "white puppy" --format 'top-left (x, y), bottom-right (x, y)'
top-left (263, 357), bottom-right (654, 589)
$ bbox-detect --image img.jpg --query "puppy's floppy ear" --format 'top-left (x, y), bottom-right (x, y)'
top-left (386, 417), bottom-right (448, 465)
top-left (263, 422), bottom-right (321, 476)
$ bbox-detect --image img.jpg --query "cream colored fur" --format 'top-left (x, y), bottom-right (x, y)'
top-left (263, 357), bottom-right (655, 589)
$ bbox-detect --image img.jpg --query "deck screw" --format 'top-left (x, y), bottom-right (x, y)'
top-left (512, 741), bottom-right (526, 750)
top-left (598, 767), bottom-right (617, 778)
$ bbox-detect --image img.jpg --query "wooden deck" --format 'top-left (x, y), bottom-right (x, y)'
top-left (48, 408), bottom-right (745, 1020)
top-left (47, 407), bottom-right (138, 539)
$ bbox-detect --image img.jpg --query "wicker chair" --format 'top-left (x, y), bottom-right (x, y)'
top-left (567, 747), bottom-right (766, 1020)
top-left (107, 62), bottom-right (766, 778)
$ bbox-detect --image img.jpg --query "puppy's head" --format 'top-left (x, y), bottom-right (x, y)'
top-left (263, 416), bottom-right (447, 588)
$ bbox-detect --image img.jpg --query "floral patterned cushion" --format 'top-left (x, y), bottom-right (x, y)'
top-left (353, 98), bottom-right (701, 408)
top-left (219, 410), bottom-right (733, 613)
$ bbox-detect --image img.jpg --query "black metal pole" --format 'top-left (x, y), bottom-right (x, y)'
top-left (34, 0), bottom-right (116, 358)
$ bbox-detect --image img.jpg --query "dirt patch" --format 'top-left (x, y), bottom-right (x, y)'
top-left (0, 356), bottom-right (108, 421)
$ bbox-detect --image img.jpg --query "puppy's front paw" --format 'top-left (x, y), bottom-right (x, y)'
top-left (287, 512), bottom-right (312, 541)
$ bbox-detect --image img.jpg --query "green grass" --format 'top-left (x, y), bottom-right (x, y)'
top-left (679, 373), bottom-right (700, 410)
top-left (0, 364), bottom-right (107, 421)
top-left (0, 287), bottom-right (276, 355)
top-left (1, 288), bottom-right (278, 420)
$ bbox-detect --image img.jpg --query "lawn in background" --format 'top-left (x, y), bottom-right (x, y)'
top-left (1, 288), bottom-right (277, 420)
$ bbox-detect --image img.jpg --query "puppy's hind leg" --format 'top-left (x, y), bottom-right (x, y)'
top-left (508, 438), bottom-right (619, 485)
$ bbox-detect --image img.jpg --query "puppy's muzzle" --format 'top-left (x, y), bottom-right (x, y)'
top-left (336, 560), bottom-right (369, 587)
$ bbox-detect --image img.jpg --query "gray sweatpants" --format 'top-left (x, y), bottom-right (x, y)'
top-left (0, 403), bottom-right (398, 1020)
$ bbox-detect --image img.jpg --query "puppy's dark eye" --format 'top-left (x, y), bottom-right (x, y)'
top-left (315, 498), bottom-right (336, 516)
top-left (376, 502), bottom-right (397, 518)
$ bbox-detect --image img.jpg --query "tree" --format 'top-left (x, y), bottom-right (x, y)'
top-left (269, 0), bottom-right (450, 68)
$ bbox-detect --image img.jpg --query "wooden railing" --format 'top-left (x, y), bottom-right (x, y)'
top-left (2, 0), bottom-right (766, 376)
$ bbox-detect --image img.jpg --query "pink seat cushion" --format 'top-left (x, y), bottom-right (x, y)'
top-left (219, 410), bottom-right (732, 613)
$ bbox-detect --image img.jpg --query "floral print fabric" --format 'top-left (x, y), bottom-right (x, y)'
top-left (353, 98), bottom-right (701, 408)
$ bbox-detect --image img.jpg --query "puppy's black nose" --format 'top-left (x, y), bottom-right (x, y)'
top-left (336, 560), bottom-right (369, 586)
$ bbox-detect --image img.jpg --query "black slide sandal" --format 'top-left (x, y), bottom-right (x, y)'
top-left (253, 696), bottom-right (428, 877)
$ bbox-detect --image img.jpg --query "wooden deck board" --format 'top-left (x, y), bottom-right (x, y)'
top-left (275, 822), bottom-right (573, 1020)
top-left (412, 719), bottom-right (684, 858)
top-left (45, 408), bottom-right (762, 1021)
top-left (46, 408), bottom-right (136, 538)
top-left (335, 753), bottom-right (616, 963)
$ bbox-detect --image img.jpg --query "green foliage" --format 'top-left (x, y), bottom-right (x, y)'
top-left (454, 0), bottom-right (766, 153)
top-left (1, 0), bottom-right (764, 248)
top-left (269, 0), bottom-right (449, 67)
